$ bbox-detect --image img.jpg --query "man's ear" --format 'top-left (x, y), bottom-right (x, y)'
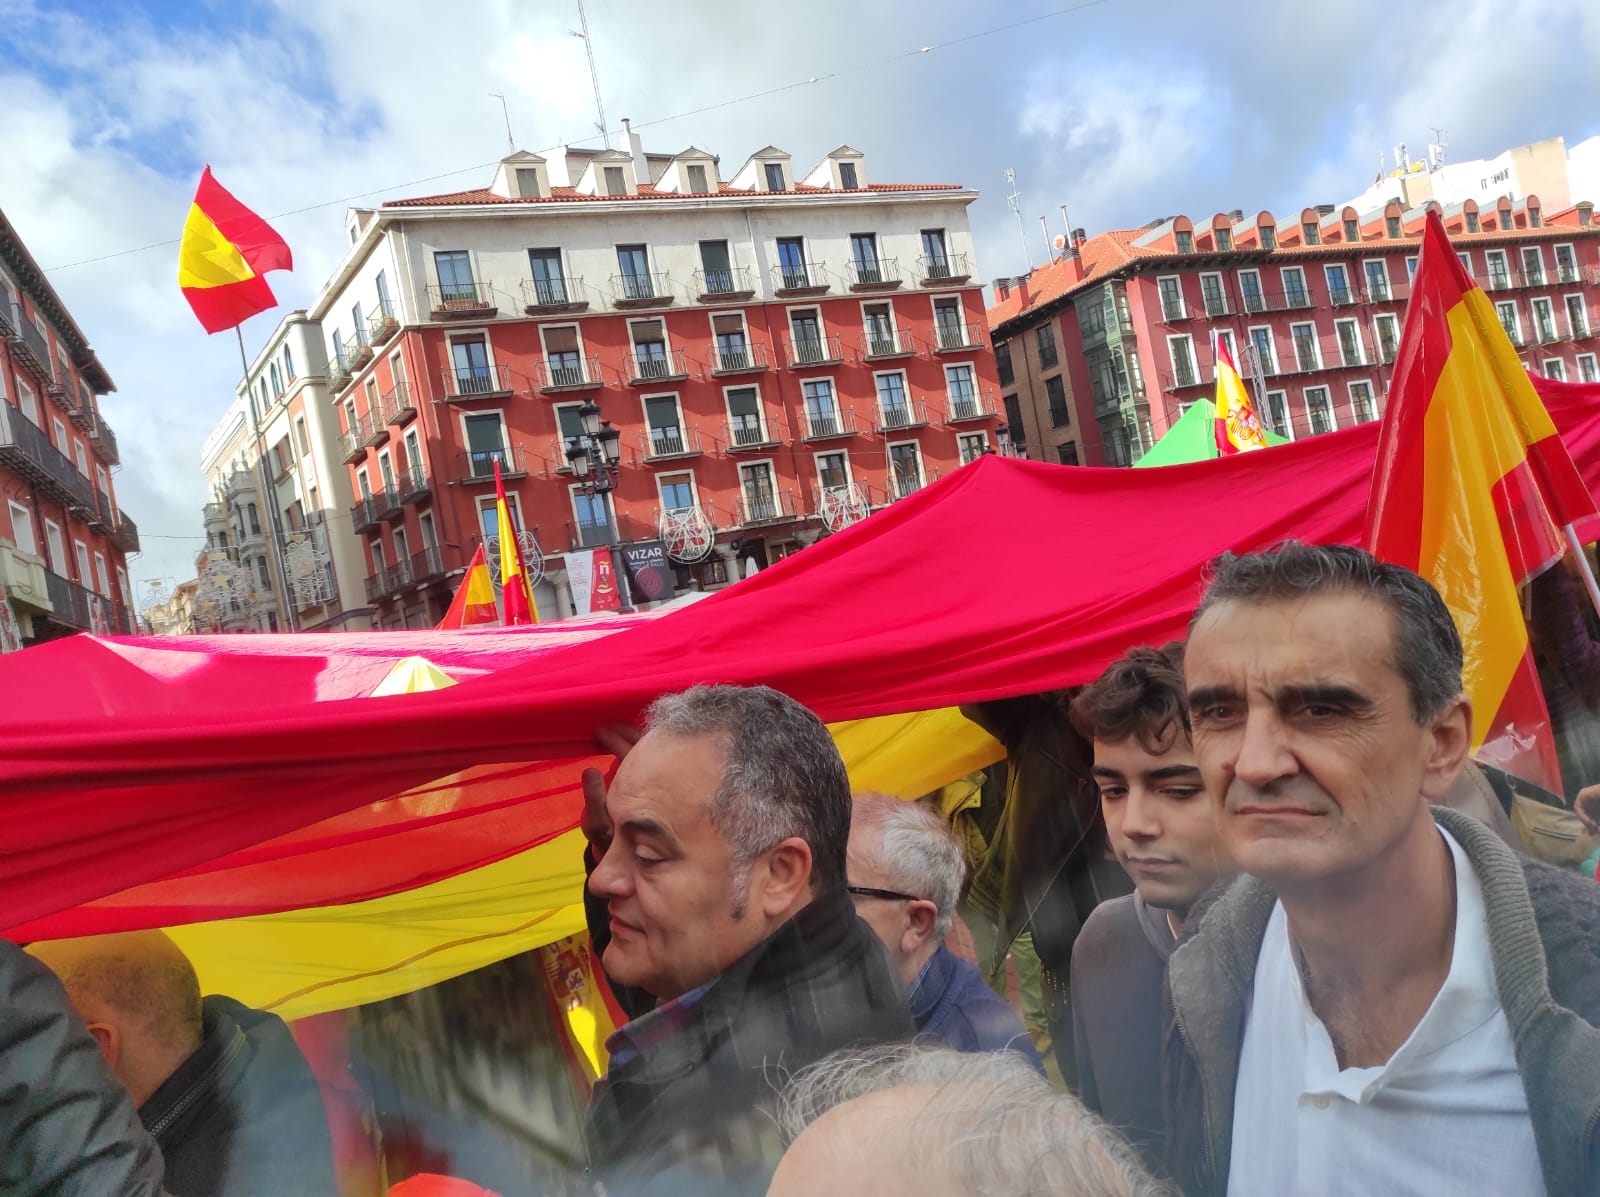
top-left (756, 837), bottom-right (813, 917)
top-left (85, 1020), bottom-right (120, 1070)
top-left (1420, 694), bottom-right (1472, 800)
top-left (901, 900), bottom-right (939, 956)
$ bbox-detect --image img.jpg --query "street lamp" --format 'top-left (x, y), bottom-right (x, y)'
top-left (564, 399), bottom-right (635, 613)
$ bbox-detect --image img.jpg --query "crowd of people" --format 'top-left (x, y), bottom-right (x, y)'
top-left (7, 541), bottom-right (1600, 1196)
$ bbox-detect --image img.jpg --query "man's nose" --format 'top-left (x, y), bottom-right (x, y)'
top-left (1121, 789), bottom-right (1162, 839)
top-left (1231, 708), bottom-right (1298, 790)
top-left (588, 846), bottom-right (631, 899)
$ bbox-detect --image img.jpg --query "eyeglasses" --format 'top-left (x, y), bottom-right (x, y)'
top-left (847, 885), bottom-right (922, 903)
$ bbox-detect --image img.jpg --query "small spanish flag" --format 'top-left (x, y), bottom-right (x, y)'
top-left (178, 167), bottom-right (293, 334)
top-left (1367, 210), bottom-right (1600, 790)
top-left (1213, 333), bottom-right (1268, 455)
top-left (494, 460), bottom-right (540, 625)
top-left (436, 545), bottom-right (499, 629)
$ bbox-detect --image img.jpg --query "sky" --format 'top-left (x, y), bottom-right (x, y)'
top-left (2, 0), bottom-right (1597, 608)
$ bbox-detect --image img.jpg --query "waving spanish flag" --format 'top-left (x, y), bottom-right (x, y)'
top-left (494, 460), bottom-right (540, 625)
top-left (1213, 333), bottom-right (1269, 455)
top-left (437, 545), bottom-right (499, 629)
top-left (178, 167), bottom-right (293, 334)
top-left (1366, 211), bottom-right (1599, 790)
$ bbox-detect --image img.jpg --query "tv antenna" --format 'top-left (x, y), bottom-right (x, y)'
top-left (488, 91), bottom-right (514, 154)
top-left (570, 0), bottom-right (610, 147)
top-left (1004, 168), bottom-right (1030, 272)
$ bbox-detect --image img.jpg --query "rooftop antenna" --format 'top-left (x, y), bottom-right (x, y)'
top-left (1428, 126), bottom-right (1447, 171)
top-left (1005, 168), bottom-right (1030, 272)
top-left (1039, 216), bottom-right (1055, 263)
top-left (571, 0), bottom-right (610, 148)
top-left (488, 91), bottom-right (514, 154)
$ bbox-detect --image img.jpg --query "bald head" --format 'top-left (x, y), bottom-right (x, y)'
top-left (29, 931), bottom-right (204, 1107)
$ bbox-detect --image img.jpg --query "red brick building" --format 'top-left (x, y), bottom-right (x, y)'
top-left (304, 139), bottom-right (999, 625)
top-left (988, 195), bottom-right (1600, 466)
top-left (0, 208), bottom-right (137, 641)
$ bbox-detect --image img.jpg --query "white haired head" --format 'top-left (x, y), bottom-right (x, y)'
top-left (849, 794), bottom-right (966, 937)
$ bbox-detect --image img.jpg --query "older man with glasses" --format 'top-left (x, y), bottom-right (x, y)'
top-left (848, 795), bottom-right (1043, 1070)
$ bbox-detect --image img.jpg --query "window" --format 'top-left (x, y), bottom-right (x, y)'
top-left (1263, 390), bottom-right (1290, 439)
top-left (1522, 247), bottom-right (1546, 286)
top-left (1349, 380), bottom-right (1377, 423)
top-left (616, 244), bottom-right (652, 299)
top-left (862, 303), bottom-right (897, 356)
top-left (7, 501), bottom-right (35, 556)
top-left (344, 399), bottom-right (359, 440)
top-left (1532, 297), bottom-right (1557, 344)
top-left (433, 251), bottom-right (475, 301)
top-left (1375, 313), bottom-right (1400, 363)
top-left (1157, 276), bottom-right (1185, 321)
top-left (1215, 226), bottom-right (1232, 252)
top-left (1302, 222), bottom-right (1319, 245)
top-left (921, 229), bottom-right (950, 275)
top-left (16, 380), bottom-right (37, 424)
top-left (73, 539), bottom-right (92, 587)
top-left (1281, 266), bottom-right (1308, 307)
top-left (1343, 218), bottom-right (1359, 242)
top-left (1555, 244), bottom-right (1578, 284)
top-left (52, 416), bottom-right (67, 452)
top-left (630, 319), bottom-right (672, 377)
top-left (1386, 215), bottom-right (1402, 239)
top-left (740, 461), bottom-right (778, 520)
top-left (1045, 375), bottom-right (1070, 427)
top-left (644, 395), bottom-right (686, 456)
top-left (1290, 323), bottom-right (1320, 372)
top-left (1238, 269), bottom-right (1264, 313)
top-left (269, 362), bottom-right (283, 397)
top-left (803, 379), bottom-right (840, 436)
top-left (370, 539), bottom-right (388, 578)
top-left (1355, 259), bottom-right (1388, 303)
top-left (712, 313), bottom-right (751, 371)
top-left (542, 325), bottom-right (586, 386)
top-left (515, 167), bottom-right (542, 198)
top-left (1496, 301), bottom-right (1522, 345)
top-left (419, 511), bottom-right (438, 555)
top-left (1335, 318), bottom-right (1364, 366)
top-left (43, 519), bottom-right (65, 574)
top-left (1466, 210), bottom-right (1480, 233)
top-left (1168, 335), bottom-right (1197, 388)
top-left (875, 372), bottom-right (911, 427)
top-left (995, 342), bottom-right (1014, 387)
top-left (462, 412), bottom-right (508, 479)
top-left (686, 163), bottom-right (709, 194)
top-left (1405, 256), bottom-right (1418, 280)
top-left (946, 364), bottom-right (979, 418)
top-left (73, 439), bottom-right (89, 477)
top-left (374, 271), bottom-right (391, 323)
top-left (1175, 230), bottom-right (1194, 254)
top-left (1486, 250), bottom-right (1511, 289)
top-left (93, 552), bottom-right (110, 598)
top-left (404, 427), bottom-right (423, 474)
top-left (1578, 354), bottom-right (1599, 383)
top-left (959, 434), bottom-right (989, 464)
top-left (699, 240), bottom-right (735, 294)
top-left (295, 415), bottom-right (310, 455)
top-left (1544, 358), bottom-right (1566, 381)
top-left (1056, 443), bottom-right (1080, 466)
top-left (1036, 323), bottom-right (1059, 369)
top-left (790, 310), bottom-right (826, 363)
top-left (603, 165), bottom-right (627, 196)
top-left (378, 450), bottom-right (397, 494)
top-left (528, 249), bottom-right (567, 305)
top-left (1259, 225), bottom-right (1277, 250)
top-left (1458, 252), bottom-right (1473, 273)
top-left (726, 387), bottom-right (766, 445)
top-left (1325, 264), bottom-right (1351, 306)
top-left (553, 403), bottom-right (585, 443)
top-left (1102, 425), bottom-right (1133, 468)
top-left (1305, 386), bottom-right (1335, 434)
top-left (449, 335), bottom-right (495, 393)
top-left (658, 471), bottom-right (696, 513)
top-left (1200, 273), bottom-right (1227, 316)
top-left (1002, 395), bottom-right (1025, 451)
top-left (1567, 295), bottom-right (1590, 339)
top-left (1215, 329), bottom-right (1237, 364)
top-left (764, 163), bottom-right (786, 191)
top-left (889, 442), bottom-right (924, 498)
top-left (850, 234), bottom-right (882, 283)
top-left (933, 298), bottom-right (967, 348)
top-left (1248, 327), bottom-right (1278, 377)
top-left (816, 452), bottom-right (850, 492)
top-left (776, 237), bottom-right (809, 288)
top-left (838, 161), bottom-right (858, 189)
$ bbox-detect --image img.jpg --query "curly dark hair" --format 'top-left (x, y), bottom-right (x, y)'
top-left (1068, 642), bottom-right (1189, 754)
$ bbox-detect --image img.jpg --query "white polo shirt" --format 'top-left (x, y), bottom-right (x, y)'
top-left (1226, 828), bottom-right (1546, 1197)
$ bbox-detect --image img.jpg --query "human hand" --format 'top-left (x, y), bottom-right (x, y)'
top-left (581, 723), bottom-right (645, 860)
top-left (1576, 783), bottom-right (1600, 835)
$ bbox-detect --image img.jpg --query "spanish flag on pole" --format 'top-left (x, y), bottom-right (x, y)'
top-left (494, 460), bottom-right (540, 625)
top-left (1212, 333), bottom-right (1269, 455)
top-left (178, 168), bottom-right (293, 334)
top-left (1366, 210), bottom-right (1600, 790)
top-left (436, 545), bottom-right (499, 629)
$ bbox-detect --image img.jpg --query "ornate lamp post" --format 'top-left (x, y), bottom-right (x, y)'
top-left (563, 398), bottom-right (635, 613)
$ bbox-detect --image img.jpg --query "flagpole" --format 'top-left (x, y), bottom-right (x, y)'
top-left (1563, 524), bottom-right (1600, 622)
top-left (235, 325), bottom-right (296, 630)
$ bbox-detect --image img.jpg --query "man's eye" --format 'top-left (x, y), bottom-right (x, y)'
top-left (635, 851), bottom-right (664, 867)
top-left (1097, 787), bottom-right (1127, 801)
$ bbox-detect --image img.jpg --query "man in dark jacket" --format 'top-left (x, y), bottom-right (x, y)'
top-left (1, 940), bottom-right (167, 1196)
top-left (30, 930), bottom-right (338, 1197)
top-left (1166, 544), bottom-right (1600, 1196)
top-left (580, 685), bottom-right (914, 1194)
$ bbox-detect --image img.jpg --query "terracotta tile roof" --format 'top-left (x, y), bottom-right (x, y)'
top-left (384, 181), bottom-right (961, 208)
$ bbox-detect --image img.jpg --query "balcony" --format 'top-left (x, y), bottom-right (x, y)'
top-left (440, 360), bottom-right (514, 402)
top-left (382, 381), bottom-right (417, 426)
top-left (428, 281), bottom-right (498, 320)
top-left (1502, 327), bottom-right (1527, 348)
top-left (1327, 287), bottom-right (1357, 308)
top-left (930, 322), bottom-right (984, 353)
top-left (1162, 364), bottom-right (1202, 392)
top-left (693, 267), bottom-right (756, 302)
top-left (328, 358), bottom-right (353, 393)
top-left (892, 468), bottom-right (940, 501)
top-left (724, 415), bottom-right (782, 451)
top-left (1518, 267), bottom-right (1548, 289)
top-left (108, 511), bottom-right (140, 555)
top-left (569, 517), bottom-right (612, 550)
top-left (368, 305), bottom-right (400, 346)
top-left (459, 444), bottom-right (527, 484)
top-left (860, 331), bottom-right (913, 360)
top-left (640, 426), bottom-right (704, 462)
top-left (399, 464), bottom-right (431, 503)
top-left (610, 272), bottom-right (674, 309)
top-left (341, 418), bottom-right (369, 464)
top-left (410, 545), bottom-right (447, 586)
top-left (946, 390), bottom-right (998, 423)
top-left (917, 253), bottom-right (972, 286)
top-left (1556, 265), bottom-right (1581, 285)
top-left (738, 490), bottom-right (798, 526)
top-left (351, 496), bottom-right (382, 533)
top-left (772, 261), bottom-right (829, 297)
top-left (375, 487), bottom-right (405, 522)
top-left (626, 347), bottom-right (689, 384)
top-left (784, 333), bottom-right (844, 368)
top-left (1537, 322), bottom-right (1561, 346)
top-left (803, 409), bottom-right (857, 441)
top-left (87, 407), bottom-right (120, 465)
top-left (364, 572), bottom-right (387, 604)
top-left (877, 398), bottom-right (930, 432)
top-left (521, 276), bottom-right (589, 314)
top-left (5, 304), bottom-right (52, 384)
top-left (44, 569), bottom-right (97, 631)
top-left (708, 341), bottom-right (769, 375)
top-left (1480, 272), bottom-right (1514, 294)
top-left (203, 501), bottom-right (228, 528)
top-left (536, 357), bottom-right (602, 393)
top-left (0, 401), bottom-right (101, 515)
top-left (1201, 294), bottom-right (1230, 317)
top-left (363, 414), bottom-right (390, 448)
top-left (347, 335), bottom-right (374, 371)
top-left (846, 259), bottom-right (903, 292)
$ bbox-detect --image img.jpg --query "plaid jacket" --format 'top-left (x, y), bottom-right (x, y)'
top-left (583, 885), bottom-right (915, 1196)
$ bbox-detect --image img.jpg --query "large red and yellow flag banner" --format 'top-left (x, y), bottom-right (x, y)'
top-left (178, 167), bottom-right (293, 333)
top-left (494, 460), bottom-right (540, 625)
top-left (437, 545), bottom-right (499, 629)
top-left (1366, 211), bottom-right (1600, 789)
top-left (1213, 333), bottom-right (1269, 455)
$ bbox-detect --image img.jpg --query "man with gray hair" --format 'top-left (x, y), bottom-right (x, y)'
top-left (580, 684), bottom-right (913, 1194)
top-left (848, 794), bottom-right (1041, 1070)
top-left (767, 1044), bottom-right (1169, 1197)
top-left (1168, 542), bottom-right (1600, 1196)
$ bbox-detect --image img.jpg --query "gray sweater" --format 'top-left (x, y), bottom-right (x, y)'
top-left (1162, 806), bottom-right (1600, 1197)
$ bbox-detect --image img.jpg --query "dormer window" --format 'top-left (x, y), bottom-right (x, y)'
top-left (604, 166), bottom-right (627, 196)
top-left (687, 163), bottom-right (709, 193)
top-left (1302, 222), bottom-right (1320, 245)
top-left (1175, 230), bottom-right (1194, 254)
top-left (515, 168), bottom-right (542, 198)
top-left (839, 161), bottom-right (858, 189)
top-left (765, 163), bottom-right (786, 191)
top-left (1215, 227), bottom-right (1232, 252)
top-left (1343, 218), bottom-right (1359, 241)
top-left (1260, 226), bottom-right (1277, 250)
